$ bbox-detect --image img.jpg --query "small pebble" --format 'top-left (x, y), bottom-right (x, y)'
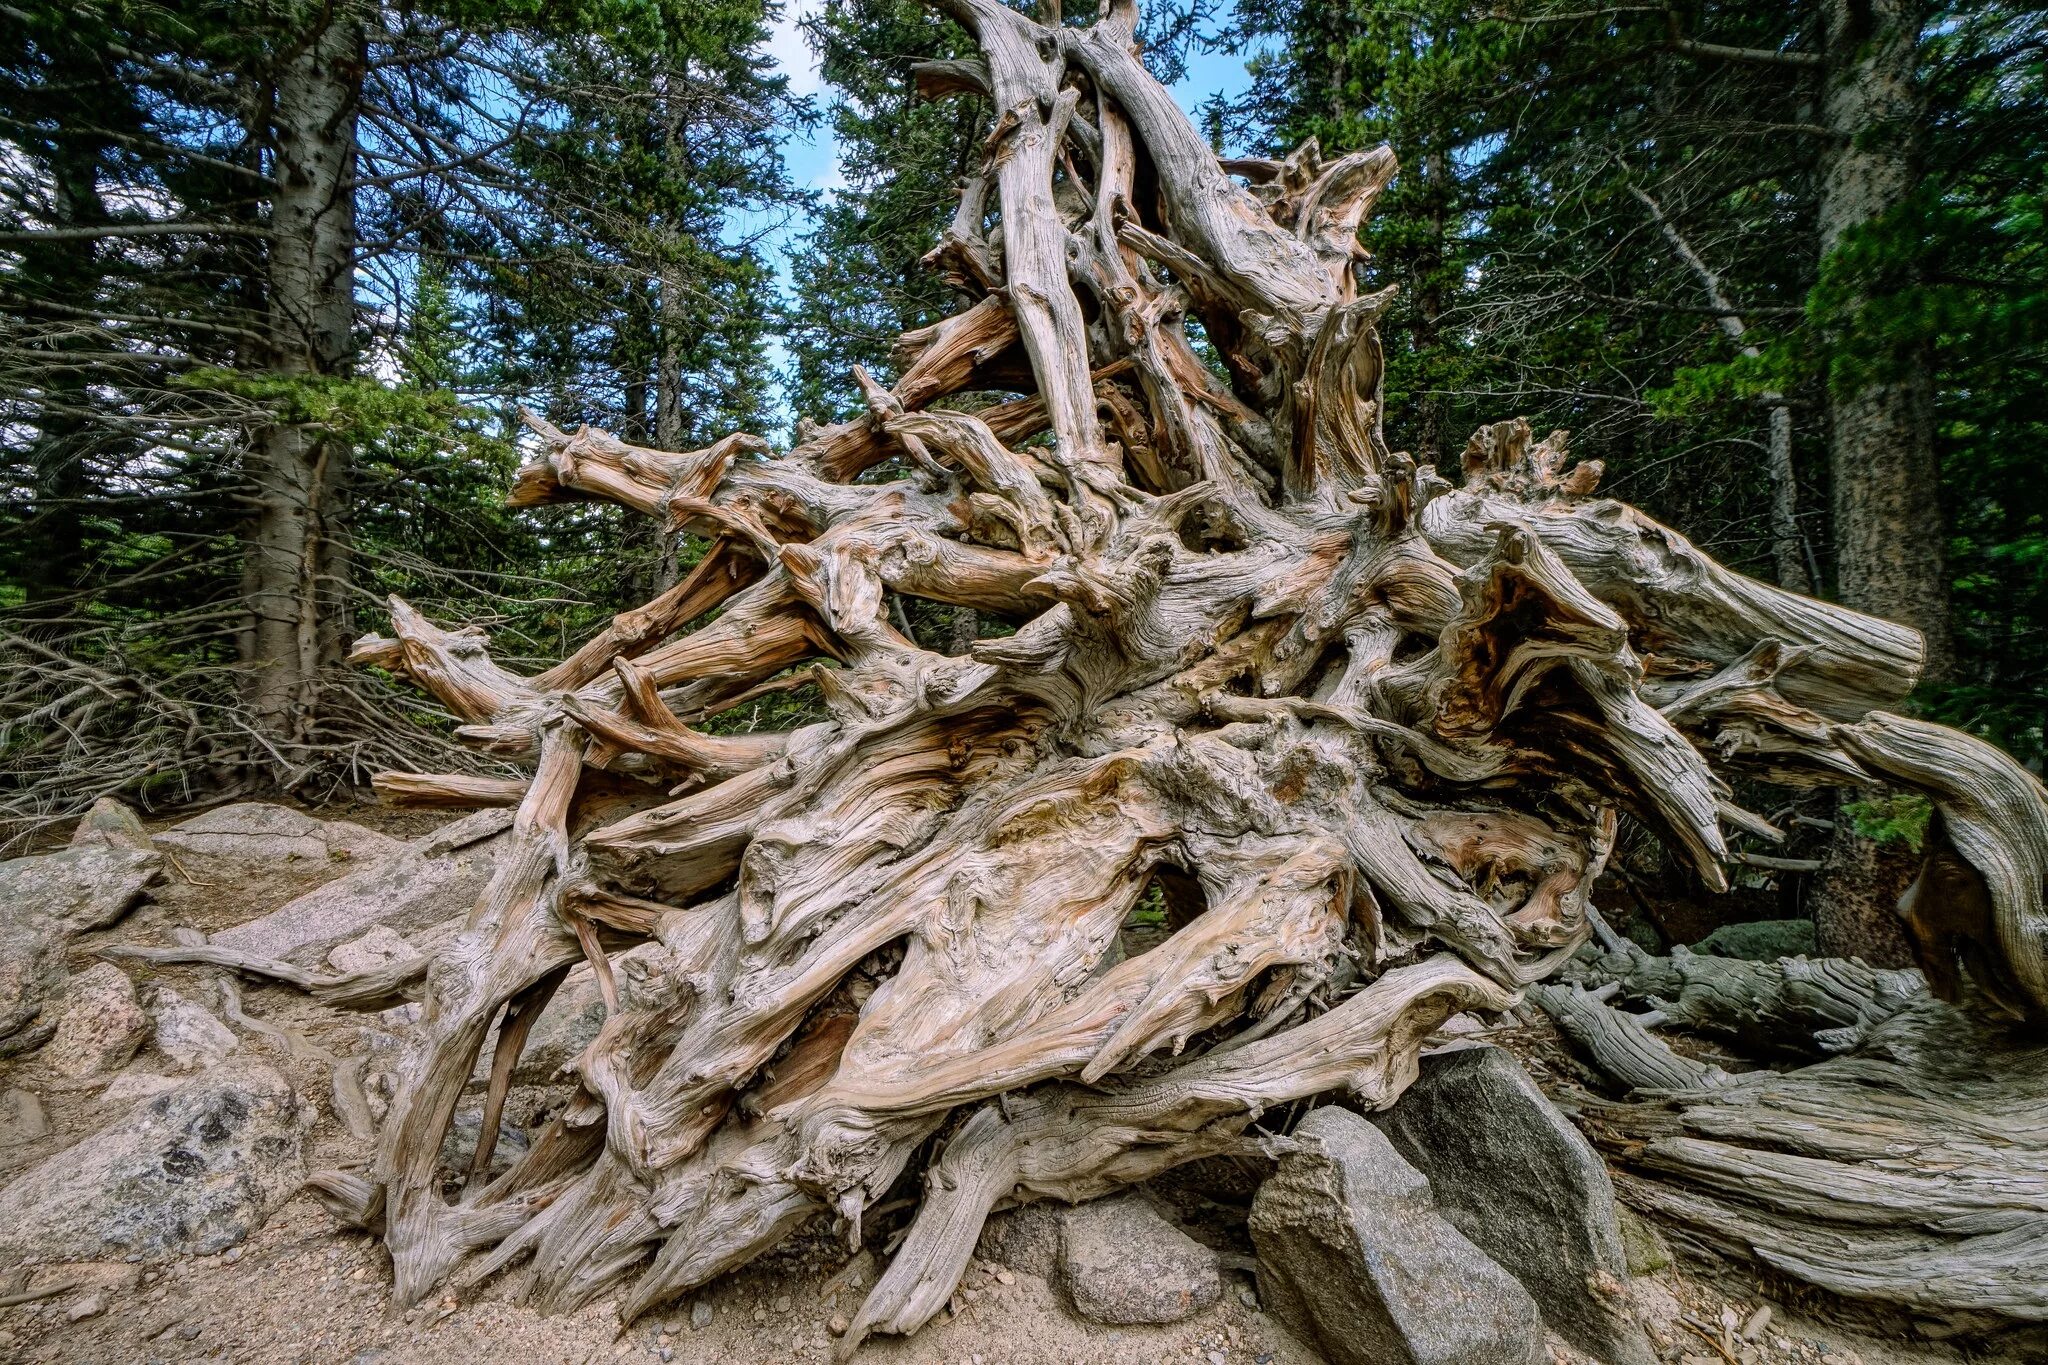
top-left (1237, 1284), bottom-right (1258, 1309)
top-left (690, 1301), bottom-right (713, 1330)
top-left (1742, 1305), bottom-right (1774, 1341)
top-left (993, 1269), bottom-right (1014, 1286)
top-left (224, 1247), bottom-right (243, 1264)
top-left (753, 1306), bottom-right (768, 1323)
top-left (65, 1293), bottom-right (106, 1322)
top-left (828, 1314), bottom-right (849, 1337)
top-left (1208, 1354), bottom-right (1227, 1365)
top-left (178, 1323), bottom-right (202, 1340)
top-left (773, 1294), bottom-right (791, 1312)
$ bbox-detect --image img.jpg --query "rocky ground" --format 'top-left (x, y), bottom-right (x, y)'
top-left (0, 800), bottom-right (2032, 1364)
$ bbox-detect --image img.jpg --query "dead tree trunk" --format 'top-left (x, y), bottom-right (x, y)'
top-left (292, 0), bottom-right (2047, 1347)
top-left (1537, 938), bottom-right (2048, 1329)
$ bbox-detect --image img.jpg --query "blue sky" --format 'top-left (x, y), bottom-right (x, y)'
top-left (762, 0), bottom-right (1260, 196)
top-left (753, 1), bottom-right (1260, 419)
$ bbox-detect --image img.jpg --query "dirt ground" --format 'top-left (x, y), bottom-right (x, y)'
top-left (0, 800), bottom-right (2036, 1365)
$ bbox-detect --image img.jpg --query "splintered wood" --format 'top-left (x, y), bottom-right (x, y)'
top-left (323, 0), bottom-right (2047, 1348)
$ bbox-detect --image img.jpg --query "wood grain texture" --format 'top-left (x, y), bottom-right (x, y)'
top-left (226, 0), bottom-right (2048, 1344)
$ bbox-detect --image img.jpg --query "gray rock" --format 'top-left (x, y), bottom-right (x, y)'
top-left (3, 842), bottom-right (162, 930)
top-left (0, 907), bottom-right (62, 1057)
top-left (149, 987), bottom-right (237, 1071)
top-left (1056, 1195), bottom-right (1221, 1326)
top-left (46, 962), bottom-right (150, 1078)
top-left (1250, 1106), bottom-right (1544, 1365)
top-left (1692, 918), bottom-right (1816, 961)
top-left (0, 842), bottom-right (160, 1054)
top-left (0, 1062), bottom-right (310, 1261)
top-left (208, 809), bottom-right (510, 965)
top-left (155, 802), bottom-right (404, 865)
top-left (102, 1072), bottom-right (184, 1105)
top-left (325, 925), bottom-right (416, 976)
top-left (690, 1301), bottom-right (713, 1330)
top-left (1372, 1046), bottom-right (1655, 1365)
top-left (508, 971), bottom-right (607, 1083)
top-left (438, 1103), bottom-right (530, 1177)
top-left (976, 1203), bottom-right (1063, 1278)
top-left (1617, 1205), bottom-right (1673, 1276)
top-left (69, 797), bottom-right (153, 852)
top-left (0, 1086), bottom-right (49, 1146)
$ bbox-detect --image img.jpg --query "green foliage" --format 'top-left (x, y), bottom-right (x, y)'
top-left (1844, 793), bottom-right (1935, 854)
top-left (1225, 0), bottom-right (2048, 762)
top-left (783, 0), bottom-right (986, 425)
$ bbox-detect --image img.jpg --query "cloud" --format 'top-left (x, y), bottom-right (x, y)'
top-left (766, 0), bottom-right (825, 98)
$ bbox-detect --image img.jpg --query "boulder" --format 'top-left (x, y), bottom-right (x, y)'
top-left (0, 842), bottom-right (160, 1055)
top-left (155, 802), bottom-right (404, 865)
top-left (208, 808), bottom-right (511, 965)
top-left (2, 842), bottom-right (162, 929)
top-left (45, 962), bottom-right (150, 1078)
top-left (976, 1203), bottom-right (1064, 1278)
top-left (1055, 1195), bottom-right (1221, 1326)
top-left (1692, 918), bottom-right (1817, 961)
top-left (438, 1104), bottom-right (530, 1178)
top-left (1617, 1205), bottom-right (1673, 1276)
top-left (102, 1072), bottom-right (184, 1105)
top-left (326, 924), bottom-right (417, 976)
top-left (0, 904), bottom-right (64, 1057)
top-left (1372, 1046), bottom-right (1656, 1365)
top-left (1250, 1106), bottom-right (1544, 1365)
top-left (68, 796), bottom-right (153, 852)
top-left (0, 1062), bottom-right (310, 1261)
top-left (508, 969), bottom-right (607, 1083)
top-left (0, 1087), bottom-right (49, 1147)
top-left (149, 986), bottom-right (237, 1071)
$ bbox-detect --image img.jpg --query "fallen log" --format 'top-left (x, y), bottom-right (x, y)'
top-left (1534, 959), bottom-right (2048, 1329)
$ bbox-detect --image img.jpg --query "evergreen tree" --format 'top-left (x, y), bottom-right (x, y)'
top-left (0, 0), bottom-right (802, 826)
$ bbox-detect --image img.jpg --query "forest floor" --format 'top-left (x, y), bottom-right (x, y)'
top-left (0, 802), bottom-right (2031, 1365)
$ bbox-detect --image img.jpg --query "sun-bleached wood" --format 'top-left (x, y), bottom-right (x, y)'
top-left (259, 0), bottom-right (2048, 1348)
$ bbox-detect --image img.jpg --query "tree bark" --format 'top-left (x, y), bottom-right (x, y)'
top-left (1820, 0), bottom-right (1949, 678)
top-left (17, 126), bottom-right (112, 619)
top-left (242, 8), bottom-right (361, 756)
top-left (1538, 940), bottom-right (2048, 1327)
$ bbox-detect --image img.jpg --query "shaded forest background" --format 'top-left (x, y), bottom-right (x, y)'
top-left (2, 0), bottom-right (2042, 887)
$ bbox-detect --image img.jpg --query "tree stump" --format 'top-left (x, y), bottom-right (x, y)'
top-left (179, 0), bottom-right (2048, 1349)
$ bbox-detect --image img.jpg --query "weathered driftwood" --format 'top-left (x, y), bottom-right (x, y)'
top-left (219, 0), bottom-right (2048, 1347)
top-left (1534, 955), bottom-right (2048, 1328)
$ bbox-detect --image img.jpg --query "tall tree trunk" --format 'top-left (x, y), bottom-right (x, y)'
top-left (1412, 139), bottom-right (1449, 466)
top-left (242, 10), bottom-right (361, 758)
top-left (18, 130), bottom-right (111, 622)
top-left (652, 264), bottom-right (689, 592)
top-left (1812, 0), bottom-right (1941, 965)
top-left (1819, 0), bottom-right (1947, 677)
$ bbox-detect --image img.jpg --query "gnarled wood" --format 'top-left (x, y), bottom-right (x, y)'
top-left (240, 0), bottom-right (2048, 1344)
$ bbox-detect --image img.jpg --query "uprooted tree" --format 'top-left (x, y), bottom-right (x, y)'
top-left (144, 0), bottom-right (2048, 1347)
